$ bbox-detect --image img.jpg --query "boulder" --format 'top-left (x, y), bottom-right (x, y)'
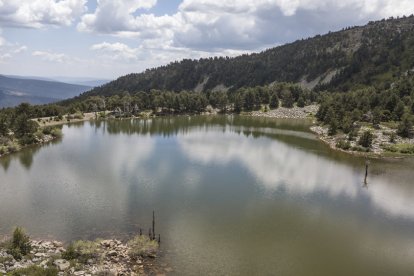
top-left (54, 259), bottom-right (70, 271)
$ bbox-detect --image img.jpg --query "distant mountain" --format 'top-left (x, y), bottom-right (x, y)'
top-left (4, 75), bottom-right (110, 88)
top-left (46, 77), bottom-right (110, 87)
top-left (78, 16), bottom-right (414, 99)
top-left (0, 75), bottom-right (91, 108)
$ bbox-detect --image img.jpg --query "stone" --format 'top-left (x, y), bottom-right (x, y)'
top-left (54, 259), bottom-right (70, 271)
top-left (74, 270), bottom-right (86, 275)
top-left (107, 250), bottom-right (117, 257)
top-left (53, 241), bottom-right (63, 247)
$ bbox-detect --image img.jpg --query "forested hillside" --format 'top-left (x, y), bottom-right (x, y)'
top-left (78, 15), bottom-right (414, 98)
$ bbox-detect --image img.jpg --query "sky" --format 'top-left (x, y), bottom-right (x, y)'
top-left (1, 0), bottom-right (414, 81)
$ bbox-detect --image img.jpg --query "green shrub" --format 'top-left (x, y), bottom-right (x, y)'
top-left (74, 111), bottom-right (84, 120)
top-left (336, 139), bottom-right (351, 150)
top-left (62, 243), bottom-right (77, 260)
top-left (7, 142), bottom-right (18, 153)
top-left (389, 132), bottom-right (397, 143)
top-left (6, 227), bottom-right (31, 260)
top-left (50, 128), bottom-right (62, 138)
top-left (68, 240), bottom-right (100, 263)
top-left (7, 265), bottom-right (58, 276)
top-left (358, 130), bottom-right (374, 148)
top-left (352, 145), bottom-right (369, 152)
top-left (12, 227), bottom-right (31, 254)
top-left (383, 144), bottom-right (398, 152)
top-left (19, 134), bottom-right (37, 145)
top-left (127, 235), bottom-right (158, 258)
top-left (42, 127), bottom-right (52, 135)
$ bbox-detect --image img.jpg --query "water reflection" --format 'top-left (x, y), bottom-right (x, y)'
top-left (1, 116), bottom-right (414, 275)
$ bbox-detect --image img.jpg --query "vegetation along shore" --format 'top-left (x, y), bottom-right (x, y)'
top-left (0, 227), bottom-right (169, 276)
top-left (1, 77), bottom-right (414, 158)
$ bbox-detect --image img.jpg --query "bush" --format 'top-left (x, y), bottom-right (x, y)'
top-left (62, 243), bottom-right (79, 260)
top-left (296, 96), bottom-right (305, 108)
top-left (8, 265), bottom-right (58, 276)
top-left (397, 113), bottom-right (414, 138)
top-left (74, 111), bottom-right (84, 120)
top-left (352, 145), bottom-right (370, 152)
top-left (358, 130), bottom-right (374, 148)
top-left (42, 127), bottom-right (52, 135)
top-left (7, 142), bottom-right (18, 153)
top-left (389, 132), bottom-right (397, 143)
top-left (127, 236), bottom-right (158, 258)
top-left (6, 227), bottom-right (31, 260)
top-left (69, 240), bottom-right (100, 263)
top-left (50, 128), bottom-right (62, 138)
top-left (336, 139), bottom-right (351, 150)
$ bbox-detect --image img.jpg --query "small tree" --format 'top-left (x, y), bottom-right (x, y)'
top-left (233, 94), bottom-right (243, 113)
top-left (328, 119), bottom-right (338, 136)
top-left (281, 90), bottom-right (294, 108)
top-left (269, 93), bottom-right (279, 109)
top-left (7, 227), bottom-right (32, 259)
top-left (359, 130), bottom-right (374, 148)
top-left (297, 96), bottom-right (305, 108)
top-left (397, 113), bottom-right (414, 138)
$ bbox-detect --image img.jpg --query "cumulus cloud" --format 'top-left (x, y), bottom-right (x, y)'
top-left (78, 0), bottom-right (414, 53)
top-left (91, 42), bottom-right (143, 61)
top-left (0, 0), bottom-right (87, 28)
top-left (0, 33), bottom-right (27, 63)
top-left (32, 50), bottom-right (69, 63)
top-left (78, 0), bottom-right (162, 34)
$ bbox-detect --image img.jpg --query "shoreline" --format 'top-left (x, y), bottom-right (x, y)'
top-left (0, 236), bottom-right (169, 275)
top-left (310, 124), bottom-right (414, 159)
top-left (2, 105), bottom-right (413, 160)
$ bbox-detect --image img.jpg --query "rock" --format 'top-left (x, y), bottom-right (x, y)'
top-left (34, 252), bottom-right (45, 258)
top-left (53, 241), bottom-right (63, 247)
top-left (74, 271), bottom-right (86, 275)
top-left (101, 240), bottom-right (116, 248)
top-left (107, 250), bottom-right (117, 257)
top-left (54, 259), bottom-right (70, 271)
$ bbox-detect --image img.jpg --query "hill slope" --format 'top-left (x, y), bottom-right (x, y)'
top-left (0, 75), bottom-right (91, 108)
top-left (79, 15), bottom-right (414, 99)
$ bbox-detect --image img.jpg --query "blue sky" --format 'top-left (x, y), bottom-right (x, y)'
top-left (1, 0), bottom-right (414, 81)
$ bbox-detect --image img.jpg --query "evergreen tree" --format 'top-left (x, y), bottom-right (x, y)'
top-left (359, 130), bottom-right (374, 148)
top-left (234, 94), bottom-right (244, 113)
top-left (397, 113), bottom-right (414, 138)
top-left (281, 90), bottom-right (294, 108)
top-left (269, 93), bottom-right (279, 109)
top-left (297, 96), bottom-right (305, 108)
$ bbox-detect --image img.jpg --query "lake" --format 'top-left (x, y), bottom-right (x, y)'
top-left (1, 115), bottom-right (414, 275)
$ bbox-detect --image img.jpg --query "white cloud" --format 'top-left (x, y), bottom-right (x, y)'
top-left (0, 33), bottom-right (27, 63)
top-left (78, 0), bottom-right (161, 34)
top-left (91, 42), bottom-right (142, 61)
top-left (78, 0), bottom-right (414, 54)
top-left (0, 0), bottom-right (87, 28)
top-left (32, 50), bottom-right (69, 63)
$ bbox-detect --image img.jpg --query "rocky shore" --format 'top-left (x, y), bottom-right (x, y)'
top-left (311, 124), bottom-right (414, 156)
top-left (249, 105), bottom-right (319, 119)
top-left (0, 237), bottom-right (171, 275)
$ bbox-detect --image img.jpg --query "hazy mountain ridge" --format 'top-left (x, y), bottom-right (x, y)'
top-left (77, 15), bottom-right (414, 99)
top-left (0, 75), bottom-right (92, 108)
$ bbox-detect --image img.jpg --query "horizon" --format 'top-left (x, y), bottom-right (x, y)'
top-left (1, 0), bottom-right (414, 80)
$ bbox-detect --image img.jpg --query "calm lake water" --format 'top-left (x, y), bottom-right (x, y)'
top-left (1, 116), bottom-right (414, 275)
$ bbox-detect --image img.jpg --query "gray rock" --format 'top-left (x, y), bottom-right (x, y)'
top-left (54, 259), bottom-right (70, 271)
